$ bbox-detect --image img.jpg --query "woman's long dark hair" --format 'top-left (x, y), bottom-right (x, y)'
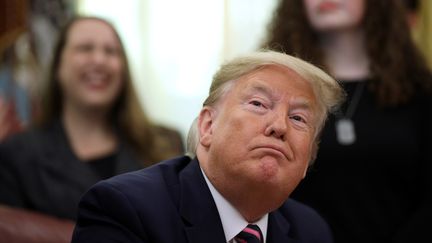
top-left (37, 16), bottom-right (171, 165)
top-left (263, 0), bottom-right (432, 106)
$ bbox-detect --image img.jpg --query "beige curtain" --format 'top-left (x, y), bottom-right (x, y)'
top-left (413, 0), bottom-right (432, 68)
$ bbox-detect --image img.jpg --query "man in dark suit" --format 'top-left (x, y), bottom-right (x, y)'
top-left (72, 50), bottom-right (345, 243)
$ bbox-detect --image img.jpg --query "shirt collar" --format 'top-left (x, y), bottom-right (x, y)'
top-left (201, 168), bottom-right (268, 242)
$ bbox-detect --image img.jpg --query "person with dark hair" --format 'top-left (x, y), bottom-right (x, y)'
top-left (0, 16), bottom-right (184, 220)
top-left (263, 0), bottom-right (432, 242)
top-left (71, 51), bottom-right (344, 243)
top-left (401, 0), bottom-right (420, 28)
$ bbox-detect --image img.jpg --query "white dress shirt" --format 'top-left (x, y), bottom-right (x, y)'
top-left (201, 169), bottom-right (268, 243)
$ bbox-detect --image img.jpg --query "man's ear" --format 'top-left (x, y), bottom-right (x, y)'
top-left (302, 164), bottom-right (308, 179)
top-left (303, 141), bottom-right (317, 178)
top-left (198, 107), bottom-right (215, 147)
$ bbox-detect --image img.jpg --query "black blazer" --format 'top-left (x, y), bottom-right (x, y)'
top-left (72, 156), bottom-right (333, 243)
top-left (0, 121), bottom-right (141, 220)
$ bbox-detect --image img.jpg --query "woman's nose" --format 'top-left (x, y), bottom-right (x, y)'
top-left (90, 49), bottom-right (107, 64)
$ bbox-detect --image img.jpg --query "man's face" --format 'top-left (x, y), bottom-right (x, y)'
top-left (199, 65), bottom-right (318, 203)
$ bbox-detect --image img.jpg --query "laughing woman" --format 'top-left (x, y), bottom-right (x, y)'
top-left (0, 16), bottom-right (183, 220)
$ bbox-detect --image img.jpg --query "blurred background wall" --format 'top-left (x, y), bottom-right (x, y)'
top-left (76, 0), bottom-right (278, 139)
top-left (1, 0), bottom-right (431, 141)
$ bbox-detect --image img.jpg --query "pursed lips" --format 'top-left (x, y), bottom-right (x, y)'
top-left (253, 144), bottom-right (291, 161)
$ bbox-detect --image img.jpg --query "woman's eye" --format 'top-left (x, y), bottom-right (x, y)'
top-left (77, 44), bottom-right (92, 52)
top-left (105, 46), bottom-right (120, 56)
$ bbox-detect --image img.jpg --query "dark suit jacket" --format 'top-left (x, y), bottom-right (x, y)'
top-left (0, 121), bottom-right (142, 220)
top-left (72, 156), bottom-right (333, 243)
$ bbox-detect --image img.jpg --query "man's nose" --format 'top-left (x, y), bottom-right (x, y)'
top-left (264, 112), bottom-right (287, 141)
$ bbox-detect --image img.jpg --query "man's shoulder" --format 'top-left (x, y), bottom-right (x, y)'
top-left (276, 198), bottom-right (333, 241)
top-left (278, 198), bottom-right (328, 225)
top-left (74, 156), bottom-right (204, 242)
top-left (79, 156), bottom-right (195, 230)
top-left (279, 198), bottom-right (320, 216)
top-left (94, 155), bottom-right (193, 198)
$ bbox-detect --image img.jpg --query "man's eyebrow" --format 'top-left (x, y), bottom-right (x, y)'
top-left (244, 83), bottom-right (275, 98)
top-left (244, 81), bottom-right (316, 110)
top-left (291, 99), bottom-right (313, 109)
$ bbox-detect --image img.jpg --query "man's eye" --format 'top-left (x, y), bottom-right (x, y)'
top-left (290, 115), bottom-right (306, 123)
top-left (250, 100), bottom-right (263, 107)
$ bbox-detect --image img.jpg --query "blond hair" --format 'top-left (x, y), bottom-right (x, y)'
top-left (187, 50), bottom-right (345, 165)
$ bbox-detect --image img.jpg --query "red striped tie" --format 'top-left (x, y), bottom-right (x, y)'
top-left (234, 224), bottom-right (263, 243)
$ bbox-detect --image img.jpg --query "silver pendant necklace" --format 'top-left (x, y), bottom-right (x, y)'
top-left (335, 82), bottom-right (365, 145)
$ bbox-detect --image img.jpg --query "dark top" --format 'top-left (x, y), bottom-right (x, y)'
top-left (86, 153), bottom-right (117, 180)
top-left (291, 80), bottom-right (432, 243)
top-left (72, 156), bottom-right (334, 243)
top-left (0, 121), bottom-right (142, 220)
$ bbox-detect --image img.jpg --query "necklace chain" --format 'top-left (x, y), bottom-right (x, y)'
top-left (334, 81), bottom-right (366, 145)
top-left (338, 81), bottom-right (366, 119)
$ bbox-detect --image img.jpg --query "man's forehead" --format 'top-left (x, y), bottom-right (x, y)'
top-left (241, 64), bottom-right (307, 82)
top-left (236, 65), bottom-right (311, 92)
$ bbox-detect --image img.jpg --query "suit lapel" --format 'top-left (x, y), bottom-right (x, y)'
top-left (179, 159), bottom-right (226, 243)
top-left (176, 159), bottom-right (305, 243)
top-left (267, 210), bottom-right (302, 243)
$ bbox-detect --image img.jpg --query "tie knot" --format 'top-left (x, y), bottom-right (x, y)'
top-left (235, 224), bottom-right (263, 243)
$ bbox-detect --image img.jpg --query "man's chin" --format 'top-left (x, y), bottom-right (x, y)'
top-left (253, 156), bottom-right (280, 182)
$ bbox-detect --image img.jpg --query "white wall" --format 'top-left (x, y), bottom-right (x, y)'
top-left (77, 0), bottom-right (278, 140)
